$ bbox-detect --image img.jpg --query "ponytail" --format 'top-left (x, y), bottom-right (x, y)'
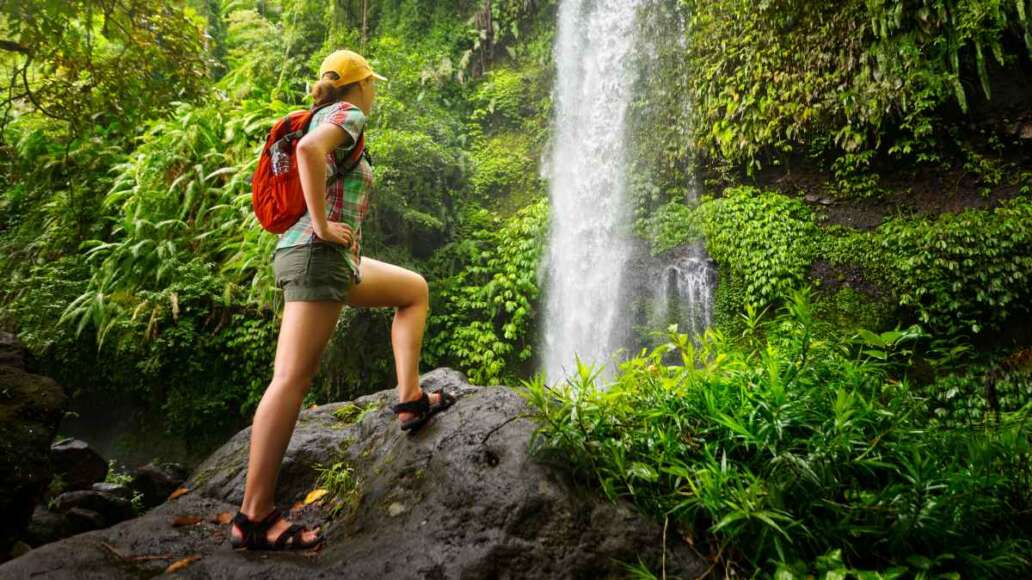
top-left (311, 72), bottom-right (359, 107)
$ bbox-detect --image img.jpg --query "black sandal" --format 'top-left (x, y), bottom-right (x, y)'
top-left (428, 387), bottom-right (457, 416)
top-left (391, 389), bottom-right (457, 433)
top-left (229, 507), bottom-right (324, 551)
top-left (391, 391), bottom-right (433, 432)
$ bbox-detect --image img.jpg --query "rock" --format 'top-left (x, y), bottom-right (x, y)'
top-left (91, 482), bottom-right (132, 500)
top-left (131, 462), bottom-right (188, 509)
top-left (51, 490), bottom-right (134, 525)
top-left (50, 438), bottom-right (108, 491)
top-left (0, 363), bottom-right (67, 560)
top-left (6, 541), bottom-right (31, 560)
top-left (64, 508), bottom-right (105, 531)
top-left (0, 367), bottom-right (708, 579)
top-left (804, 193), bottom-right (820, 203)
top-left (24, 506), bottom-right (76, 546)
top-left (0, 332), bottom-right (25, 369)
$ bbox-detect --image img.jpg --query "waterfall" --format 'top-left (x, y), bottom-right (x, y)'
top-left (651, 245), bottom-right (715, 340)
top-left (541, 0), bottom-right (645, 384)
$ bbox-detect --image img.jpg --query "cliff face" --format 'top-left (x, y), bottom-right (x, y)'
top-left (0, 368), bottom-right (708, 579)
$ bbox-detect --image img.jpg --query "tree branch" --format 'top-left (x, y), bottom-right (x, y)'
top-left (0, 39), bottom-right (30, 54)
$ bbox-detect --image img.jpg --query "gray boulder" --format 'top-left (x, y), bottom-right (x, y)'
top-left (50, 438), bottom-right (108, 491)
top-left (131, 461), bottom-right (188, 508)
top-left (91, 482), bottom-right (132, 500)
top-left (24, 505), bottom-right (75, 546)
top-left (51, 490), bottom-right (134, 525)
top-left (0, 368), bottom-right (708, 579)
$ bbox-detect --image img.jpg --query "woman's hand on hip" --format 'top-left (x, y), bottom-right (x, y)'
top-left (317, 221), bottom-right (355, 248)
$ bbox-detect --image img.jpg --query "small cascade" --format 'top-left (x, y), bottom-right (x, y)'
top-left (651, 244), bottom-right (715, 340)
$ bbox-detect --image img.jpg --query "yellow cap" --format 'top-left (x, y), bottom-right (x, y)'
top-left (318, 50), bottom-right (387, 86)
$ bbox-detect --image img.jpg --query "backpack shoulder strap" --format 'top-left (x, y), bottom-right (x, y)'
top-left (303, 101), bottom-right (368, 177)
top-left (332, 101), bottom-right (368, 173)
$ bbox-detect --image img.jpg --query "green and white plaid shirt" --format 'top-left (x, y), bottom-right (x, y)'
top-left (275, 102), bottom-right (373, 282)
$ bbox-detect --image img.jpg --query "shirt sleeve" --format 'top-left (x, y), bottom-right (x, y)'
top-left (321, 102), bottom-right (366, 150)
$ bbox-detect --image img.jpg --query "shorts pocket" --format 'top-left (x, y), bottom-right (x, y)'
top-left (272, 245), bottom-right (311, 289)
top-left (306, 242), bottom-right (355, 288)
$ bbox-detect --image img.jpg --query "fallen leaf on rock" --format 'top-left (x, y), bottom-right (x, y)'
top-left (290, 501), bottom-right (304, 512)
top-left (168, 487), bottom-right (191, 500)
top-left (304, 488), bottom-right (329, 505)
top-left (309, 404), bottom-right (318, 409)
top-left (164, 554), bottom-right (201, 574)
top-left (211, 511), bottom-right (232, 525)
top-left (171, 515), bottom-right (203, 527)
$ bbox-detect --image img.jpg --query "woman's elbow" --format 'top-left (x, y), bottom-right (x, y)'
top-left (296, 139), bottom-right (320, 158)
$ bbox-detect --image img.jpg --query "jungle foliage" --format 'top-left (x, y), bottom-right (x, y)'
top-left (0, 0), bottom-right (556, 442)
top-left (524, 291), bottom-right (1032, 578)
top-left (641, 183), bottom-right (1032, 341)
top-left (2, 1), bottom-right (1031, 576)
top-left (679, 0), bottom-right (1032, 174)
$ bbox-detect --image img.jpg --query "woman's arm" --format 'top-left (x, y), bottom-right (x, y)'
top-left (296, 122), bottom-right (355, 247)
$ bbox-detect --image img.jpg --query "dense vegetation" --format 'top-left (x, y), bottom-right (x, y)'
top-left (524, 292), bottom-right (1032, 578)
top-left (1, 0), bottom-right (555, 450)
top-left (2, 0), bottom-right (1030, 576)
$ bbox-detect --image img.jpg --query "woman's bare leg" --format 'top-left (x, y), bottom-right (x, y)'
top-left (234, 299), bottom-right (344, 545)
top-left (345, 257), bottom-right (436, 421)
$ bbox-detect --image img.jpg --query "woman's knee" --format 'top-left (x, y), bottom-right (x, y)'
top-left (412, 273), bottom-right (429, 305)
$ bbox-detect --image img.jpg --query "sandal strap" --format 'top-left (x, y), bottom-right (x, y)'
top-left (391, 391), bottom-right (429, 415)
top-left (255, 507), bottom-right (283, 532)
top-left (274, 523), bottom-right (305, 550)
top-left (431, 388), bottom-right (455, 403)
top-left (233, 507), bottom-right (283, 549)
top-left (429, 388), bottom-right (456, 411)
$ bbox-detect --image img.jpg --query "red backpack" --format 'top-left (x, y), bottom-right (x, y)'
top-left (252, 102), bottom-right (367, 233)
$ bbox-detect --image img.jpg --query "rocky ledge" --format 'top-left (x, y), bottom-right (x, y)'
top-left (0, 368), bottom-right (707, 579)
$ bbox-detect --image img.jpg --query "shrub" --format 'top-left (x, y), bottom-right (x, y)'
top-left (427, 197), bottom-right (548, 384)
top-left (638, 188), bottom-right (821, 334)
top-left (522, 289), bottom-right (1032, 577)
top-left (824, 196), bottom-right (1032, 335)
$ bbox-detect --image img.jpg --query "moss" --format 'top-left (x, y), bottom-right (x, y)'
top-left (332, 402), bottom-right (382, 426)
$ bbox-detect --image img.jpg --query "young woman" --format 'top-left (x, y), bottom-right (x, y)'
top-left (228, 50), bottom-right (455, 551)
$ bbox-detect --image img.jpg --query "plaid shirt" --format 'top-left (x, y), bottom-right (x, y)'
top-left (275, 102), bottom-right (373, 282)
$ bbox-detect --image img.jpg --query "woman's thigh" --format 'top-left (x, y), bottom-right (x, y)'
top-left (273, 300), bottom-right (345, 384)
top-left (345, 256), bottom-right (427, 309)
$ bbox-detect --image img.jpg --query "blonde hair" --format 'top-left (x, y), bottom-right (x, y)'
top-left (311, 72), bottom-right (360, 107)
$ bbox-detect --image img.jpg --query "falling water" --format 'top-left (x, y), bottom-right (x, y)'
top-left (650, 245), bottom-right (715, 340)
top-left (541, 0), bottom-right (646, 384)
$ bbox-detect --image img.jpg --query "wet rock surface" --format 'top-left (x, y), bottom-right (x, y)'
top-left (50, 438), bottom-right (109, 491)
top-left (24, 505), bottom-right (79, 546)
top-left (131, 461), bottom-right (189, 509)
top-left (91, 482), bottom-right (133, 499)
top-left (0, 367), bottom-right (709, 579)
top-left (0, 340), bottom-right (67, 559)
top-left (51, 490), bottom-right (135, 525)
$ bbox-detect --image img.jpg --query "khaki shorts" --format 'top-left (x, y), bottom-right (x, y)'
top-left (272, 241), bottom-right (359, 303)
